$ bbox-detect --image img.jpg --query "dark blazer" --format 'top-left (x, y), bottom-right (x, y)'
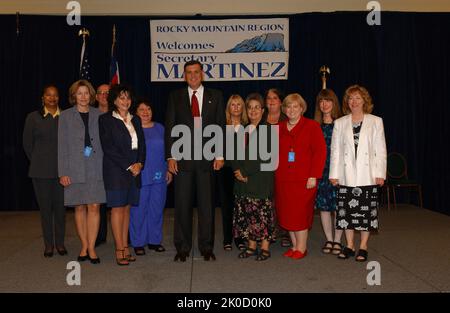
top-left (165, 87), bottom-right (225, 171)
top-left (23, 110), bottom-right (59, 178)
top-left (230, 121), bottom-right (275, 199)
top-left (99, 111), bottom-right (146, 190)
top-left (58, 106), bottom-right (104, 183)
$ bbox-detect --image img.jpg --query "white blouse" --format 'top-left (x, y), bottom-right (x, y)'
top-left (112, 110), bottom-right (138, 150)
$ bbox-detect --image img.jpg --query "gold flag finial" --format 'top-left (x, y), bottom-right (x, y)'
top-left (78, 27), bottom-right (90, 38)
top-left (319, 65), bottom-right (330, 89)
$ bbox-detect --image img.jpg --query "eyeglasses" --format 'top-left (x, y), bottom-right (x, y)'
top-left (97, 91), bottom-right (109, 95)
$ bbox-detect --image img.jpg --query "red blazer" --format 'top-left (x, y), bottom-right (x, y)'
top-left (275, 117), bottom-right (326, 182)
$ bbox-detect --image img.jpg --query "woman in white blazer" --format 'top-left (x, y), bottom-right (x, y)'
top-left (329, 85), bottom-right (386, 262)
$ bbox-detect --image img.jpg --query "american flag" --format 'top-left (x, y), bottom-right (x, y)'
top-left (110, 51), bottom-right (120, 85)
top-left (79, 36), bottom-right (91, 81)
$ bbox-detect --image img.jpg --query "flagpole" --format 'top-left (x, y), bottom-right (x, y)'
top-left (110, 24), bottom-right (120, 85)
top-left (78, 28), bottom-right (90, 76)
top-left (111, 24), bottom-right (116, 56)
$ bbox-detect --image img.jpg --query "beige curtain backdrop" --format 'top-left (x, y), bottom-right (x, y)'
top-left (2, 0), bottom-right (450, 15)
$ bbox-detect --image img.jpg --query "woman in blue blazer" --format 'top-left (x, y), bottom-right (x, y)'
top-left (99, 84), bottom-right (146, 266)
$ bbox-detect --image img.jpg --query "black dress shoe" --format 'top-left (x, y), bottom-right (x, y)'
top-left (202, 251), bottom-right (216, 261)
top-left (174, 252), bottom-right (188, 262)
top-left (56, 247), bottom-right (68, 256)
top-left (77, 255), bottom-right (89, 262)
top-left (44, 245), bottom-right (54, 258)
top-left (148, 244), bottom-right (166, 252)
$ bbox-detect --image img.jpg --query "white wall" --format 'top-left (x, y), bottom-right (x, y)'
top-left (2, 0), bottom-right (450, 15)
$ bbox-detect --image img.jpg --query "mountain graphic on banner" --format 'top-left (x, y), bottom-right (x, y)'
top-left (226, 33), bottom-right (285, 53)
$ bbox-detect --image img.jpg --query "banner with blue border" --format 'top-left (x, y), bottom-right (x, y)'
top-left (150, 18), bottom-right (289, 82)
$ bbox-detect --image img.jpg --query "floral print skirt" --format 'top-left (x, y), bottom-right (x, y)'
top-left (233, 196), bottom-right (275, 241)
top-left (336, 185), bottom-right (380, 231)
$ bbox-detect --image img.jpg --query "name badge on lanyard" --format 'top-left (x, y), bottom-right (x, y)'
top-left (84, 146), bottom-right (93, 157)
top-left (288, 149), bottom-right (295, 163)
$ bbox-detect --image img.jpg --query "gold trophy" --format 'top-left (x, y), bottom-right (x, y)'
top-left (319, 65), bottom-right (330, 89)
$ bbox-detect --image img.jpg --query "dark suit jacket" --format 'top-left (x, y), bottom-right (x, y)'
top-left (23, 110), bottom-right (59, 178)
top-left (99, 111), bottom-right (146, 189)
top-left (165, 87), bottom-right (225, 171)
top-left (229, 121), bottom-right (275, 199)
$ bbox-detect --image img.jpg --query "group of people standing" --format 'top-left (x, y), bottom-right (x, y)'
top-left (24, 81), bottom-right (170, 266)
top-left (219, 83), bottom-right (386, 262)
top-left (23, 60), bottom-right (386, 266)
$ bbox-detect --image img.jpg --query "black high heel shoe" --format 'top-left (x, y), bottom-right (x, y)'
top-left (77, 254), bottom-right (89, 262)
top-left (89, 256), bottom-right (101, 264)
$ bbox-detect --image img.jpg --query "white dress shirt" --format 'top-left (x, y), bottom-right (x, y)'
top-left (112, 110), bottom-right (138, 150)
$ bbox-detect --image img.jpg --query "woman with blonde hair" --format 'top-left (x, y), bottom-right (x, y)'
top-left (220, 95), bottom-right (247, 251)
top-left (58, 79), bottom-right (106, 264)
top-left (329, 85), bottom-right (386, 262)
top-left (275, 93), bottom-right (326, 260)
top-left (313, 89), bottom-right (344, 255)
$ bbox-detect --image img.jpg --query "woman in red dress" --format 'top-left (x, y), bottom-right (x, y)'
top-left (275, 93), bottom-right (327, 259)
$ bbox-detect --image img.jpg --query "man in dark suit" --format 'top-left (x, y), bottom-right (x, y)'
top-left (165, 60), bottom-right (225, 262)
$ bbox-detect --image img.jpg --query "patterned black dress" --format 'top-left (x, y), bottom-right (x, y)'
top-left (315, 123), bottom-right (337, 212)
top-left (336, 185), bottom-right (380, 231)
top-left (335, 121), bottom-right (380, 231)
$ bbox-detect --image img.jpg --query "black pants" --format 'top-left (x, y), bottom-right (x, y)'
top-left (32, 178), bottom-right (65, 248)
top-left (173, 164), bottom-right (215, 254)
top-left (96, 204), bottom-right (108, 244)
top-left (217, 167), bottom-right (234, 245)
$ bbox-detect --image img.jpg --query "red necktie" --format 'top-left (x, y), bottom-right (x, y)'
top-left (191, 90), bottom-right (200, 117)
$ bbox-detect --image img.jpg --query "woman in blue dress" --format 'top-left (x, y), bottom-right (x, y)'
top-left (130, 99), bottom-right (173, 255)
top-left (314, 89), bottom-right (343, 255)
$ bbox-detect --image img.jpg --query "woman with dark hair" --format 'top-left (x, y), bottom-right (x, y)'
top-left (99, 84), bottom-right (146, 266)
top-left (264, 88), bottom-right (289, 247)
top-left (232, 93), bottom-right (275, 261)
top-left (330, 85), bottom-right (386, 262)
top-left (58, 80), bottom-right (106, 264)
top-left (313, 89), bottom-right (344, 255)
top-left (265, 88), bottom-right (287, 125)
top-left (23, 84), bottom-right (66, 258)
top-left (129, 99), bottom-right (172, 256)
